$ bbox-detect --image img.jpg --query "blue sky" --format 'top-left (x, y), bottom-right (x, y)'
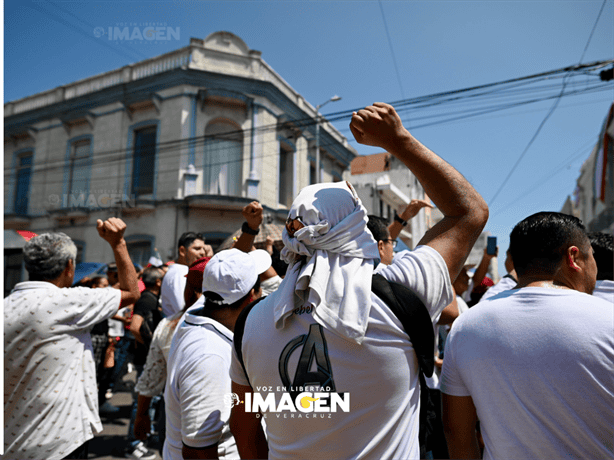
top-left (4, 0), bottom-right (614, 277)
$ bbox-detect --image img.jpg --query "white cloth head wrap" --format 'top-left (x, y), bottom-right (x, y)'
top-left (274, 181), bottom-right (380, 344)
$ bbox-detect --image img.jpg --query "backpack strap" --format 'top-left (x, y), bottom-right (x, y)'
top-left (371, 274), bottom-right (435, 377)
top-left (233, 296), bottom-right (266, 388)
top-left (371, 273), bottom-right (437, 457)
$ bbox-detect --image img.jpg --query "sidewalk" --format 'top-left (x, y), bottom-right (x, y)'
top-left (89, 372), bottom-right (162, 460)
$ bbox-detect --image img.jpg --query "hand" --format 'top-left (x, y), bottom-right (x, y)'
top-left (350, 103), bottom-right (409, 151)
top-left (435, 356), bottom-right (444, 369)
top-left (399, 199), bottom-right (433, 221)
top-left (242, 201), bottom-right (263, 231)
top-left (133, 412), bottom-right (151, 441)
top-left (96, 218), bottom-right (127, 247)
top-left (204, 244), bottom-right (214, 258)
top-left (265, 236), bottom-right (274, 255)
top-left (483, 246), bottom-right (498, 259)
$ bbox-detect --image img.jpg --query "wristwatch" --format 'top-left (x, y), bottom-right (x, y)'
top-left (394, 212), bottom-right (408, 227)
top-left (242, 221), bottom-right (260, 235)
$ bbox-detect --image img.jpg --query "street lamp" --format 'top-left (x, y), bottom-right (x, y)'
top-left (315, 95), bottom-right (341, 184)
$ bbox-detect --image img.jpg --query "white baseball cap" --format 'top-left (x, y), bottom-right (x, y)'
top-left (202, 248), bottom-right (272, 305)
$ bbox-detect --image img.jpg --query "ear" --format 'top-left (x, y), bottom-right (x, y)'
top-left (65, 258), bottom-right (75, 274)
top-left (377, 240), bottom-right (385, 253)
top-left (566, 246), bottom-right (582, 272)
top-left (63, 259), bottom-right (75, 287)
top-left (178, 246), bottom-right (186, 258)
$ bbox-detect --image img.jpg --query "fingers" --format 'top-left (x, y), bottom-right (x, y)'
top-left (96, 217), bottom-right (126, 241)
top-left (243, 201), bottom-right (263, 216)
top-left (411, 199), bottom-right (433, 209)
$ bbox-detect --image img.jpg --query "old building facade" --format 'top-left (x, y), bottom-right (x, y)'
top-left (4, 31), bottom-right (356, 290)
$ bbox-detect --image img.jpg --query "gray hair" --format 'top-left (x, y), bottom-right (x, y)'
top-left (23, 233), bottom-right (78, 281)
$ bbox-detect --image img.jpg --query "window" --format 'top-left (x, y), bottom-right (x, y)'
top-left (203, 232), bottom-right (231, 253)
top-left (14, 152), bottom-right (33, 215)
top-left (279, 142), bottom-right (294, 207)
top-left (132, 126), bottom-right (156, 198)
top-left (204, 120), bottom-right (242, 196)
top-left (68, 140), bottom-right (90, 198)
top-left (127, 240), bottom-right (152, 268)
top-left (74, 242), bottom-right (85, 264)
top-left (309, 160), bottom-right (317, 185)
top-left (4, 249), bottom-right (24, 297)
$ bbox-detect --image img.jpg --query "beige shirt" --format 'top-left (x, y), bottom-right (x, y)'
top-left (4, 282), bottom-right (120, 460)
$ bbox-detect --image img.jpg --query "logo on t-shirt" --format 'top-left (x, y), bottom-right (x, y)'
top-left (279, 323), bottom-right (336, 400)
top-left (224, 393), bottom-right (241, 408)
top-left (225, 324), bottom-right (351, 419)
top-left (223, 390), bottom-right (350, 419)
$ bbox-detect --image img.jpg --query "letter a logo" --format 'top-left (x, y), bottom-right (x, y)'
top-left (278, 324), bottom-right (336, 399)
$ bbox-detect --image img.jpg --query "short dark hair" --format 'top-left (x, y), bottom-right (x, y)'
top-left (509, 212), bottom-right (589, 278)
top-left (367, 215), bottom-right (390, 242)
top-left (204, 278), bottom-right (262, 310)
top-left (178, 232), bottom-right (204, 250)
top-left (588, 231), bottom-right (613, 281)
top-left (141, 266), bottom-right (165, 288)
top-left (271, 246), bottom-right (288, 277)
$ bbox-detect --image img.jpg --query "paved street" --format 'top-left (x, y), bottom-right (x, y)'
top-left (89, 372), bottom-right (162, 460)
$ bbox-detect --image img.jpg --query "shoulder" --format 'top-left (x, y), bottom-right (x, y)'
top-left (381, 246), bottom-right (450, 282)
top-left (68, 286), bottom-right (121, 304)
top-left (167, 264), bottom-right (188, 278)
top-left (377, 246), bottom-right (454, 314)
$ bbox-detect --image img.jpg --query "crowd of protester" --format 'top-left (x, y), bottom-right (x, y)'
top-left (5, 102), bottom-right (613, 460)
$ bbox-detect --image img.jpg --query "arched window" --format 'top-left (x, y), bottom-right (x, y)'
top-left (203, 120), bottom-right (243, 196)
top-left (14, 150), bottom-right (33, 215)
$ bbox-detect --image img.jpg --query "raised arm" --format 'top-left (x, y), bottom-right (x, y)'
top-left (233, 201), bottom-right (264, 253)
top-left (229, 381), bottom-right (268, 459)
top-left (471, 246), bottom-right (497, 292)
top-left (388, 199), bottom-right (433, 240)
top-left (96, 218), bottom-right (140, 307)
top-left (350, 103), bottom-right (489, 282)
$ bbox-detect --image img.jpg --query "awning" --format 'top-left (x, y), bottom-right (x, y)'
top-left (4, 229), bottom-right (38, 250)
top-left (73, 262), bottom-right (106, 285)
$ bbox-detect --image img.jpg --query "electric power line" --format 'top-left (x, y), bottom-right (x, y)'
top-left (378, 0), bottom-right (406, 100)
top-left (6, 60), bottom-right (613, 187)
top-left (487, 0), bottom-right (609, 207)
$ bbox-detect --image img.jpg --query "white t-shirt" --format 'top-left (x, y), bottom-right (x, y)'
top-left (593, 279), bottom-right (614, 303)
top-left (160, 263), bottom-right (189, 317)
top-left (4, 282), bottom-right (121, 460)
top-left (441, 287), bottom-right (614, 459)
top-left (478, 274), bottom-right (517, 303)
top-left (230, 245), bottom-right (453, 460)
top-left (261, 275), bottom-right (282, 297)
top-left (426, 295), bottom-right (469, 390)
top-left (164, 304), bottom-right (239, 460)
top-left (108, 305), bottom-right (130, 337)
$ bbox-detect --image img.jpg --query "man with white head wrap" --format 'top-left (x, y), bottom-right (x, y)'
top-left (229, 102), bottom-right (489, 459)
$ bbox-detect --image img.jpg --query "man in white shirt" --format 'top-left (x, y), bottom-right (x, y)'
top-left (479, 249), bottom-right (518, 303)
top-left (4, 218), bottom-right (140, 460)
top-left (588, 231), bottom-right (613, 302)
top-left (164, 248), bottom-right (271, 460)
top-left (228, 102), bottom-right (489, 459)
top-left (441, 212), bottom-right (614, 459)
top-left (160, 232), bottom-right (208, 317)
